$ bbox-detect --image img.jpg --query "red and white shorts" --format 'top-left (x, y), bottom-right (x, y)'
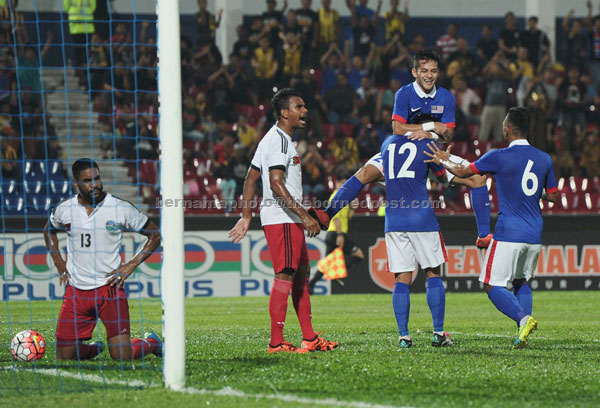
top-left (480, 239), bottom-right (542, 286)
top-left (263, 223), bottom-right (309, 273)
top-left (56, 284), bottom-right (130, 345)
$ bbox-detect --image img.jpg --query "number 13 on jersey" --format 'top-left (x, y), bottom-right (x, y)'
top-left (387, 142), bottom-right (417, 179)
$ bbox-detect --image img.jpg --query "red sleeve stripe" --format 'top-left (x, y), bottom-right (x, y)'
top-left (434, 169), bottom-right (446, 177)
top-left (546, 186), bottom-right (558, 194)
top-left (445, 122), bottom-right (456, 128)
top-left (469, 162), bottom-right (480, 174)
top-left (392, 114), bottom-right (407, 123)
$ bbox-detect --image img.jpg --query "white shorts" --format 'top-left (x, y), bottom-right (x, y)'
top-left (367, 152), bottom-right (468, 186)
top-left (479, 239), bottom-right (542, 286)
top-left (385, 231), bottom-right (448, 273)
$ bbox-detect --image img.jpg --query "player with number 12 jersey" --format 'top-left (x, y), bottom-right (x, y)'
top-left (381, 124), bottom-right (453, 349)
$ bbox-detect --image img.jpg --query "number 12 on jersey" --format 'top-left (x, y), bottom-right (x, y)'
top-left (387, 142), bottom-right (417, 179)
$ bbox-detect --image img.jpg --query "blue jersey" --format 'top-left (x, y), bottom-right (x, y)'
top-left (381, 135), bottom-right (446, 232)
top-left (392, 82), bottom-right (456, 128)
top-left (470, 140), bottom-right (558, 244)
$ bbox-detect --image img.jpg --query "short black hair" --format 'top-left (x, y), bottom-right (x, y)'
top-left (72, 158), bottom-right (100, 180)
top-left (505, 107), bottom-right (530, 137)
top-left (412, 113), bottom-right (436, 125)
top-left (529, 16), bottom-right (538, 23)
top-left (413, 48), bottom-right (441, 70)
top-left (271, 88), bottom-right (302, 119)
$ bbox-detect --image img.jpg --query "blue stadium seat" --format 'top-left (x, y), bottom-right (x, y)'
top-left (38, 159), bottom-right (65, 179)
top-left (0, 179), bottom-right (19, 195)
top-left (23, 159), bottom-right (45, 181)
top-left (26, 194), bottom-right (52, 215)
top-left (23, 180), bottom-right (46, 195)
top-left (49, 179), bottom-right (70, 196)
top-left (3, 195), bottom-right (24, 215)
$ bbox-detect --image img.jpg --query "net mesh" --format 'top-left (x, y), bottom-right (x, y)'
top-left (1, 0), bottom-right (162, 391)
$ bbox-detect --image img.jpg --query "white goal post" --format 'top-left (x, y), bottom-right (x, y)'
top-left (157, 0), bottom-right (185, 390)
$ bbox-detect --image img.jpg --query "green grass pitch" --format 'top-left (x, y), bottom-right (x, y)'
top-left (1, 292), bottom-right (599, 407)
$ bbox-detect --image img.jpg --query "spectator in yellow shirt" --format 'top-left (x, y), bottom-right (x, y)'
top-left (236, 114), bottom-right (258, 148)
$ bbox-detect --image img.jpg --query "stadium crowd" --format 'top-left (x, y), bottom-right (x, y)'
top-left (184, 0), bottom-right (600, 212)
top-left (1, 0), bottom-right (600, 213)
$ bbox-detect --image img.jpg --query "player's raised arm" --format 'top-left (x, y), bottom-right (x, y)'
top-left (43, 222), bottom-right (69, 286)
top-left (269, 168), bottom-right (320, 237)
top-left (424, 142), bottom-right (475, 179)
top-left (228, 166), bottom-right (261, 243)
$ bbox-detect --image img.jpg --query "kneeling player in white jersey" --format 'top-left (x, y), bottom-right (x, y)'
top-left (425, 107), bottom-right (558, 348)
top-left (44, 159), bottom-right (162, 360)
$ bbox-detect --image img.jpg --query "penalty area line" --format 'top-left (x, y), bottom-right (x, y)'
top-left (2, 366), bottom-right (410, 408)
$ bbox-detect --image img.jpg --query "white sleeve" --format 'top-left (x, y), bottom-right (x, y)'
top-left (264, 135), bottom-right (288, 171)
top-left (366, 153), bottom-right (384, 176)
top-left (49, 205), bottom-right (65, 230)
top-left (120, 201), bottom-right (149, 232)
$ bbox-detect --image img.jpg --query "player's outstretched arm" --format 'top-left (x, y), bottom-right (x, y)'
top-left (107, 220), bottom-right (160, 288)
top-left (325, 164), bottom-right (384, 219)
top-left (228, 167), bottom-right (261, 243)
top-left (43, 223), bottom-right (69, 286)
top-left (269, 169), bottom-right (320, 237)
top-left (424, 142), bottom-right (474, 179)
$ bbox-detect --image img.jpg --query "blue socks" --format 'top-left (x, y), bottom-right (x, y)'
top-left (426, 277), bottom-right (445, 333)
top-left (513, 282), bottom-right (532, 315)
top-left (487, 286), bottom-right (528, 324)
top-left (325, 175), bottom-right (363, 219)
top-left (392, 282), bottom-right (410, 336)
top-left (470, 185), bottom-right (490, 238)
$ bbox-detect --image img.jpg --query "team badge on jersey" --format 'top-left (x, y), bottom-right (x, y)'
top-left (105, 220), bottom-right (119, 232)
top-left (292, 156), bottom-right (300, 165)
top-left (431, 105), bottom-right (444, 113)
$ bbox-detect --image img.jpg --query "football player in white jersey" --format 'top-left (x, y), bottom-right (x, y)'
top-left (44, 159), bottom-right (162, 361)
top-left (229, 88), bottom-right (338, 354)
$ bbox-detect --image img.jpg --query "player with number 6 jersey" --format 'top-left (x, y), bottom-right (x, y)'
top-left (44, 159), bottom-right (163, 361)
top-left (424, 107), bottom-right (558, 348)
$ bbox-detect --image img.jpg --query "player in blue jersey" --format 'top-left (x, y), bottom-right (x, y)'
top-left (425, 107), bottom-right (558, 348)
top-left (320, 49), bottom-right (493, 249)
top-left (392, 49), bottom-right (456, 142)
top-left (381, 118), bottom-right (453, 349)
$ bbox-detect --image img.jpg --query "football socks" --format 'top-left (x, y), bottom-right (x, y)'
top-left (325, 175), bottom-right (363, 219)
top-left (513, 282), bottom-right (533, 316)
top-left (292, 277), bottom-right (317, 341)
top-left (269, 279), bottom-right (293, 346)
top-left (488, 286), bottom-right (528, 324)
top-left (470, 185), bottom-right (491, 238)
top-left (392, 282), bottom-right (411, 337)
top-left (426, 277), bottom-right (446, 333)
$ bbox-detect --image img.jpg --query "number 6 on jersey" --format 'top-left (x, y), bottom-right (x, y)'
top-left (521, 160), bottom-right (538, 196)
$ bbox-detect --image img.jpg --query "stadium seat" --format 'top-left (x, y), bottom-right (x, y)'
top-left (38, 159), bottom-right (65, 179)
top-left (23, 180), bottom-right (45, 195)
top-left (0, 179), bottom-right (18, 196)
top-left (49, 179), bottom-right (70, 196)
top-left (23, 159), bottom-right (43, 181)
top-left (4, 195), bottom-right (24, 215)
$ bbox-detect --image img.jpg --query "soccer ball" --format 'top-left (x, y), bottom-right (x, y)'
top-left (10, 330), bottom-right (46, 362)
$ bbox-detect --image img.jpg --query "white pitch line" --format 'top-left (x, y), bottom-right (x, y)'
top-left (452, 331), bottom-right (600, 343)
top-left (2, 366), bottom-right (410, 408)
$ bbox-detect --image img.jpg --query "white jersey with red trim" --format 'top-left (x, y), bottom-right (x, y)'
top-left (250, 124), bottom-right (303, 226)
top-left (49, 193), bottom-right (149, 290)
